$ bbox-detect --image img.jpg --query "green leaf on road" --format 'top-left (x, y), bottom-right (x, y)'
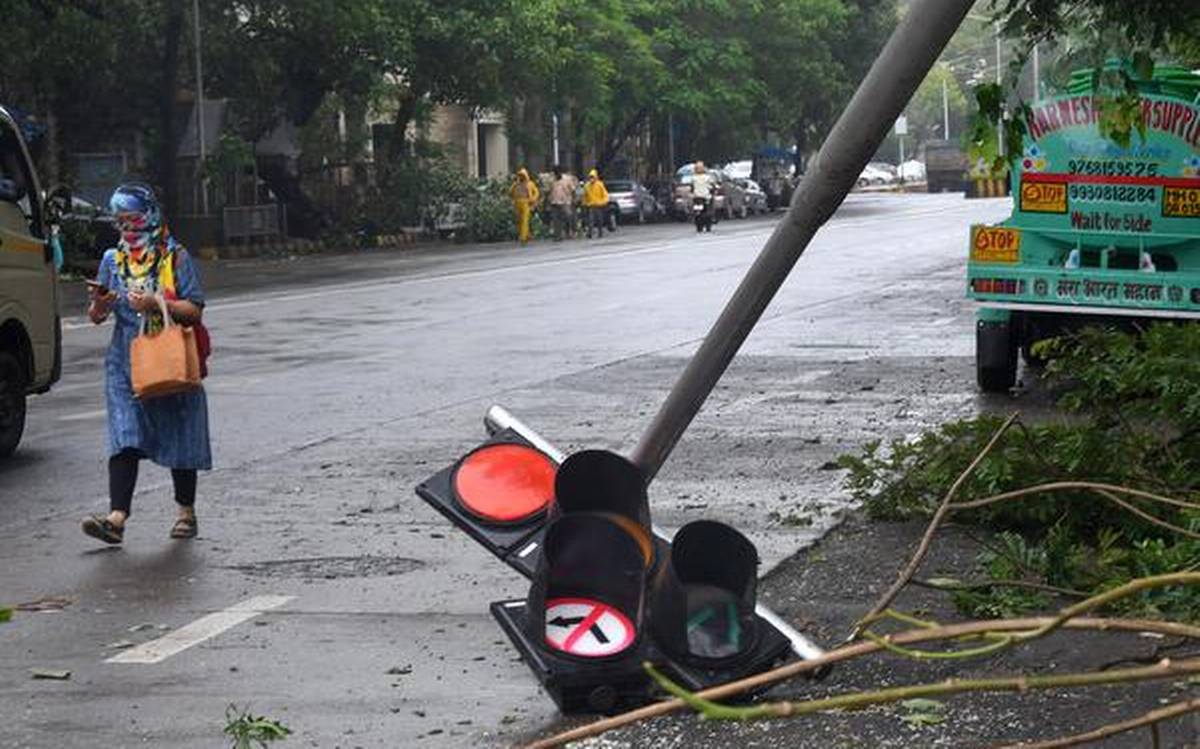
top-left (0, 607), bottom-right (11, 623)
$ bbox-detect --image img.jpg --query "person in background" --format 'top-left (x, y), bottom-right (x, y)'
top-left (581, 168), bottom-right (609, 239)
top-left (82, 183), bottom-right (211, 545)
top-left (547, 165), bottom-right (577, 241)
top-left (691, 161), bottom-right (717, 224)
top-left (510, 168), bottom-right (540, 244)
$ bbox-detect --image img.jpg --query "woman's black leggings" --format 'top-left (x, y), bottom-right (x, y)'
top-left (109, 449), bottom-right (196, 515)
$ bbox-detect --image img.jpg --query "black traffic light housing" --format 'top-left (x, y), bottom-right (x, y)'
top-left (415, 428), bottom-right (555, 577)
top-left (416, 441), bottom-right (796, 713)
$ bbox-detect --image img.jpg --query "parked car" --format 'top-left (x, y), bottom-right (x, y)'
top-left (856, 163), bottom-right (894, 187)
top-left (737, 178), bottom-right (769, 214)
top-left (898, 159), bottom-right (926, 183)
top-left (605, 179), bottom-right (660, 224)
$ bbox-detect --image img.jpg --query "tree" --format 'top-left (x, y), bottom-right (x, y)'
top-left (905, 63), bottom-right (968, 143)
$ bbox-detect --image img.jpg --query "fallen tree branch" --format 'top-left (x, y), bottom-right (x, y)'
top-left (645, 656), bottom-right (1200, 721)
top-left (520, 616), bottom-right (1200, 749)
top-left (950, 481), bottom-right (1200, 513)
top-left (911, 577), bottom-right (1089, 599)
top-left (987, 696), bottom-right (1200, 749)
top-left (848, 412), bottom-right (1021, 641)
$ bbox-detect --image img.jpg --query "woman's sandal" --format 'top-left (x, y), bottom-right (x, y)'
top-left (82, 515), bottom-right (124, 545)
top-left (170, 516), bottom-right (198, 540)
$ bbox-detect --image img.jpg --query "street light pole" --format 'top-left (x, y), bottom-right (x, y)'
top-left (630, 0), bottom-right (974, 482)
top-left (995, 21), bottom-right (1003, 156)
top-left (1032, 43), bottom-right (1040, 101)
top-left (942, 74), bottom-right (951, 139)
top-left (191, 0), bottom-right (208, 215)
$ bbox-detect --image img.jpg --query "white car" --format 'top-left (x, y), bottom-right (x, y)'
top-left (857, 164), bottom-right (893, 187)
top-left (898, 160), bottom-right (927, 182)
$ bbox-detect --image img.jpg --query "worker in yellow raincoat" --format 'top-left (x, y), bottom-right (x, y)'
top-left (510, 168), bottom-right (541, 243)
top-left (581, 168), bottom-right (609, 239)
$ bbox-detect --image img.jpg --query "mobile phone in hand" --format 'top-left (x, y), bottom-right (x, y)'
top-left (85, 279), bottom-right (109, 295)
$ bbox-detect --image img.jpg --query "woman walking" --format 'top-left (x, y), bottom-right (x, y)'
top-left (82, 183), bottom-right (211, 545)
top-left (510, 168), bottom-right (540, 244)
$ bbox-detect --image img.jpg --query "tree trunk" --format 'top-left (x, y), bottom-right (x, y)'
top-left (258, 157), bottom-right (326, 238)
top-left (596, 108), bottom-right (648, 175)
top-left (388, 90), bottom-right (420, 161)
top-left (156, 0), bottom-right (186, 216)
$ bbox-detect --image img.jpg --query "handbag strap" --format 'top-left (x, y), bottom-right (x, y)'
top-left (138, 294), bottom-right (175, 337)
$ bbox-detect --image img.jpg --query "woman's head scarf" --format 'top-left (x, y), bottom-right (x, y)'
top-left (110, 183), bottom-right (176, 259)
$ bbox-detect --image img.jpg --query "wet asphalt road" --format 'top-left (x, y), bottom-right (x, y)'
top-left (1, 193), bottom-right (1011, 748)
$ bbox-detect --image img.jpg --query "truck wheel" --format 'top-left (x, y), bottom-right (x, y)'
top-left (0, 352), bottom-right (27, 458)
top-left (976, 321), bottom-right (1017, 393)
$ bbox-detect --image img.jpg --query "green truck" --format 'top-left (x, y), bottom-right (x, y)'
top-left (967, 64), bottom-right (1200, 392)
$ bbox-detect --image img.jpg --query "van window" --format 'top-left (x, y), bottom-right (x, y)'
top-left (0, 122), bottom-right (41, 238)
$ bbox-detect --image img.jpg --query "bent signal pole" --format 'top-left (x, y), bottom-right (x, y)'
top-left (631, 0), bottom-right (975, 482)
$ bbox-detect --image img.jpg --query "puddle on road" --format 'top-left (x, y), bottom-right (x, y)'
top-left (226, 555), bottom-right (425, 580)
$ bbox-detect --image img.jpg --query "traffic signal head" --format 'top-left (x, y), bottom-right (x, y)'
top-left (415, 428), bottom-right (557, 576)
top-left (526, 513), bottom-right (646, 657)
top-left (650, 520), bottom-right (759, 662)
top-left (551, 449), bottom-right (655, 567)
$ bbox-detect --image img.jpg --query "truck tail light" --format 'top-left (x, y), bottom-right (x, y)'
top-left (971, 278), bottom-right (1025, 295)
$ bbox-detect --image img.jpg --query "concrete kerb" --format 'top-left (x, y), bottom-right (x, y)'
top-left (195, 228), bottom-right (421, 261)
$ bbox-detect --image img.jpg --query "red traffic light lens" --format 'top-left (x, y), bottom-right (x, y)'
top-left (454, 444), bottom-right (556, 524)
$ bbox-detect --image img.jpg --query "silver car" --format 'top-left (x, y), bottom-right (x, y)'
top-left (606, 180), bottom-right (659, 224)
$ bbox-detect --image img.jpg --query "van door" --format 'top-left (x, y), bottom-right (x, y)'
top-left (0, 116), bottom-right (55, 389)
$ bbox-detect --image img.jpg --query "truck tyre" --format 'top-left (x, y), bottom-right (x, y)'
top-left (0, 351), bottom-right (27, 458)
top-left (976, 321), bottom-right (1017, 393)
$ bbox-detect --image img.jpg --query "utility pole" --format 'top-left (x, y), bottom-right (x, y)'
top-left (942, 74), bottom-right (950, 139)
top-left (1032, 43), bottom-right (1040, 101)
top-left (995, 21), bottom-right (1003, 156)
top-left (552, 113), bottom-right (560, 167)
top-left (191, 0), bottom-right (208, 214)
top-left (667, 112), bottom-right (676, 175)
top-left (630, 0), bottom-right (974, 482)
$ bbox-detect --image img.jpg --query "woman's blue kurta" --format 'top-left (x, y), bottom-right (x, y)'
top-left (97, 248), bottom-right (212, 470)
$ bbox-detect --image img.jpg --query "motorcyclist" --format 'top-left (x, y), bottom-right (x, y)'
top-left (690, 161), bottom-right (717, 229)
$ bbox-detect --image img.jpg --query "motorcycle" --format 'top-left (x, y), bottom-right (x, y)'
top-left (693, 196), bottom-right (713, 233)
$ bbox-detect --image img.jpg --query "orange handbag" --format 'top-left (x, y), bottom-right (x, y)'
top-left (130, 296), bottom-right (201, 399)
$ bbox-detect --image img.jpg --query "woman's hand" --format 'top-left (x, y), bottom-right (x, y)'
top-left (126, 290), bottom-right (162, 314)
top-left (88, 284), bottom-right (116, 324)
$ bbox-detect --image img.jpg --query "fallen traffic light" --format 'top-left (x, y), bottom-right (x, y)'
top-left (416, 436), bottom-right (803, 713)
top-left (648, 520), bottom-right (792, 690)
top-left (493, 512), bottom-right (653, 713)
top-left (415, 428), bottom-right (557, 577)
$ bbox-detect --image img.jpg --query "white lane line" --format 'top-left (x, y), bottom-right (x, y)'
top-left (57, 408), bottom-right (106, 422)
top-left (106, 595), bottom-right (293, 664)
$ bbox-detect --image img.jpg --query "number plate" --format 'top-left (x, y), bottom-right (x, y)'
top-left (1163, 186), bottom-right (1200, 218)
top-left (970, 226), bottom-right (1022, 264)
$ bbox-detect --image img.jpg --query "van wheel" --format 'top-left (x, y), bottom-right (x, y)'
top-left (0, 352), bottom-right (27, 458)
top-left (976, 321), bottom-right (1017, 393)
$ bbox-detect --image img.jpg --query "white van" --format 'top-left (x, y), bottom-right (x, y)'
top-left (0, 105), bottom-right (63, 456)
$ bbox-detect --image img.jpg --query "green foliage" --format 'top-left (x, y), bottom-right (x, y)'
top-left (459, 178), bottom-right (520, 244)
top-left (0, 607), bottom-right (11, 623)
top-left (965, 1), bottom-right (1200, 161)
top-left (224, 705), bottom-right (291, 749)
top-left (839, 323), bottom-right (1200, 621)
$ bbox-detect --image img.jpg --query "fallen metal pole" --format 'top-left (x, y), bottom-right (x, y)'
top-left (629, 0), bottom-right (974, 483)
top-left (484, 405), bottom-right (828, 663)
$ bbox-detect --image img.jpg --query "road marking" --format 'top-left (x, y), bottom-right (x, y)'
top-left (57, 408), bottom-right (106, 422)
top-left (544, 597), bottom-right (635, 657)
top-left (106, 595), bottom-right (293, 664)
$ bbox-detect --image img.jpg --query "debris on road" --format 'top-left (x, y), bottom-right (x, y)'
top-left (30, 668), bottom-right (71, 680)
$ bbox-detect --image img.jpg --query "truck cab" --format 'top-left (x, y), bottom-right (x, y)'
top-left (0, 105), bottom-right (63, 456)
top-left (967, 64), bottom-right (1200, 391)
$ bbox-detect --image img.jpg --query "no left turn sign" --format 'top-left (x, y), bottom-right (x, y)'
top-left (544, 598), bottom-right (635, 658)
